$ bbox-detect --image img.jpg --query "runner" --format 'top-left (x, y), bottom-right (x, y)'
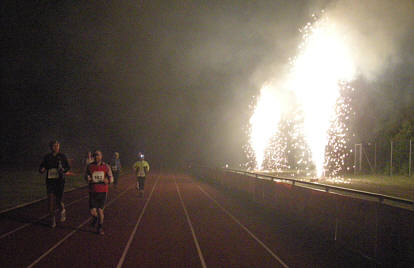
top-left (85, 151), bottom-right (94, 167)
top-left (110, 152), bottom-right (122, 187)
top-left (39, 140), bottom-right (70, 228)
top-left (85, 150), bottom-right (113, 235)
top-left (132, 152), bottom-right (150, 197)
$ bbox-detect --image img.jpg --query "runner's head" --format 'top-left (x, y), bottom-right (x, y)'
top-left (93, 150), bottom-right (103, 163)
top-left (49, 140), bottom-right (60, 154)
top-left (114, 152), bottom-right (119, 159)
top-left (138, 152), bottom-right (144, 160)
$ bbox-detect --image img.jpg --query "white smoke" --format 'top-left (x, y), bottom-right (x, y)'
top-left (322, 0), bottom-right (414, 80)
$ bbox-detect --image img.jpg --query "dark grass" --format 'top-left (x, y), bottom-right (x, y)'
top-left (0, 170), bottom-right (87, 212)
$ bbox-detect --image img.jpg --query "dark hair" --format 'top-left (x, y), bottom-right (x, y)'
top-left (49, 140), bottom-right (60, 148)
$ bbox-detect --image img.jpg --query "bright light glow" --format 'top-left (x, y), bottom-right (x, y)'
top-left (248, 15), bottom-right (356, 176)
top-left (249, 84), bottom-right (283, 169)
top-left (289, 17), bottom-right (356, 176)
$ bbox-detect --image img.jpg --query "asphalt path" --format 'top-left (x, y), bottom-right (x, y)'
top-left (0, 172), bottom-right (376, 267)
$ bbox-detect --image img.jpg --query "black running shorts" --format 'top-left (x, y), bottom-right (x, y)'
top-left (89, 192), bottom-right (107, 209)
top-left (46, 179), bottom-right (65, 198)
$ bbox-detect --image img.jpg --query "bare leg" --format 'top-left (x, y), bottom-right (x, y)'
top-left (97, 208), bottom-right (104, 225)
top-left (90, 208), bottom-right (98, 218)
top-left (57, 199), bottom-right (65, 211)
top-left (57, 197), bottom-right (66, 222)
top-left (97, 208), bottom-right (105, 235)
top-left (48, 193), bottom-right (56, 227)
top-left (48, 193), bottom-right (55, 214)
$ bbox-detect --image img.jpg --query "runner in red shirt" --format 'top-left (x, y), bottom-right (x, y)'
top-left (84, 150), bottom-right (113, 235)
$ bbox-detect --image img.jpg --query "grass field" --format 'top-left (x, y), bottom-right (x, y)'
top-left (0, 170), bottom-right (87, 212)
top-left (321, 174), bottom-right (414, 201)
top-left (259, 170), bottom-right (414, 201)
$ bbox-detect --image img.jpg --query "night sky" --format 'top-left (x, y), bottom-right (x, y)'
top-left (2, 0), bottom-right (313, 168)
top-left (2, 0), bottom-right (413, 169)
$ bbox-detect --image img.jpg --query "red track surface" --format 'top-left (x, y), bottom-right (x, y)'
top-left (0, 172), bottom-right (375, 267)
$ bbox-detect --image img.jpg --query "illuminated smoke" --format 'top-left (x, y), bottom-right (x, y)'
top-left (247, 0), bottom-right (414, 175)
top-left (287, 15), bottom-right (356, 176)
top-left (248, 84), bottom-right (284, 170)
top-left (248, 14), bottom-right (356, 176)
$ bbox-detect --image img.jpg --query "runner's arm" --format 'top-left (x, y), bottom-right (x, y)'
top-left (106, 164), bottom-right (114, 184)
top-left (39, 156), bottom-right (47, 173)
top-left (145, 161), bottom-right (150, 173)
top-left (84, 165), bottom-right (92, 182)
top-left (61, 154), bottom-right (71, 173)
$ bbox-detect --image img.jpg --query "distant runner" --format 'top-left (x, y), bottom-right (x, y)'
top-left (132, 152), bottom-right (150, 197)
top-left (110, 152), bottom-right (122, 187)
top-left (85, 150), bottom-right (113, 235)
top-left (39, 140), bottom-right (70, 228)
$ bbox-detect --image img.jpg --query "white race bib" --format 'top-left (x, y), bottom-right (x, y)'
top-left (48, 168), bottom-right (59, 179)
top-left (92, 171), bottom-right (105, 183)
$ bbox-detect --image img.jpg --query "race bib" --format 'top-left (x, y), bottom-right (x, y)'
top-left (111, 165), bottom-right (118, 171)
top-left (48, 168), bottom-right (59, 179)
top-left (92, 171), bottom-right (105, 183)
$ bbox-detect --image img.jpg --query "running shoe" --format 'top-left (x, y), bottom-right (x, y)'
top-left (91, 216), bottom-right (98, 227)
top-left (60, 209), bottom-right (66, 222)
top-left (50, 216), bottom-right (56, 228)
top-left (97, 226), bottom-right (104, 235)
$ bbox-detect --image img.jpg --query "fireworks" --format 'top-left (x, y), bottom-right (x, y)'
top-left (247, 14), bottom-right (356, 177)
top-left (248, 84), bottom-right (284, 170)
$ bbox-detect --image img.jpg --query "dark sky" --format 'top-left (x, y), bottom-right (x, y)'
top-left (5, 0), bottom-right (412, 170)
top-left (2, 0), bottom-right (315, 168)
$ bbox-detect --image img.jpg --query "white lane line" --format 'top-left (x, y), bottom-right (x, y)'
top-left (27, 185), bottom-right (135, 268)
top-left (175, 178), bottom-right (207, 268)
top-left (0, 195), bottom-right (89, 240)
top-left (116, 176), bottom-right (160, 268)
top-left (198, 185), bottom-right (289, 268)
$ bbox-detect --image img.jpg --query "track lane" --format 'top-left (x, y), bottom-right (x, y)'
top-left (193, 176), bottom-right (377, 267)
top-left (27, 174), bottom-right (159, 268)
top-left (0, 175), bottom-right (138, 268)
top-left (176, 175), bottom-right (287, 268)
top-left (0, 171), bottom-right (377, 267)
top-left (120, 174), bottom-right (202, 268)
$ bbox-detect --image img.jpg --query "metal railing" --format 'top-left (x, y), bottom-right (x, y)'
top-left (221, 167), bottom-right (414, 209)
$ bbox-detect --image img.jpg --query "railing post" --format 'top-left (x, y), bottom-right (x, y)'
top-left (390, 140), bottom-right (393, 176)
top-left (409, 139), bottom-right (412, 177)
top-left (354, 143), bottom-right (357, 176)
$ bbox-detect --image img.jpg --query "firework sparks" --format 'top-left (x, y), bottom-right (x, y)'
top-left (248, 14), bottom-right (356, 176)
top-left (288, 15), bottom-right (356, 176)
top-left (249, 84), bottom-right (284, 170)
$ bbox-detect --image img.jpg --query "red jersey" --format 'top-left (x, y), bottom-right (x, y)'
top-left (86, 162), bottom-right (112, 193)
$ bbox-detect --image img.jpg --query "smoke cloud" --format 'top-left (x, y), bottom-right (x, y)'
top-left (322, 0), bottom-right (414, 80)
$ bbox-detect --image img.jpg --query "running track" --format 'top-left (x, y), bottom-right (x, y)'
top-left (0, 172), bottom-right (375, 267)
